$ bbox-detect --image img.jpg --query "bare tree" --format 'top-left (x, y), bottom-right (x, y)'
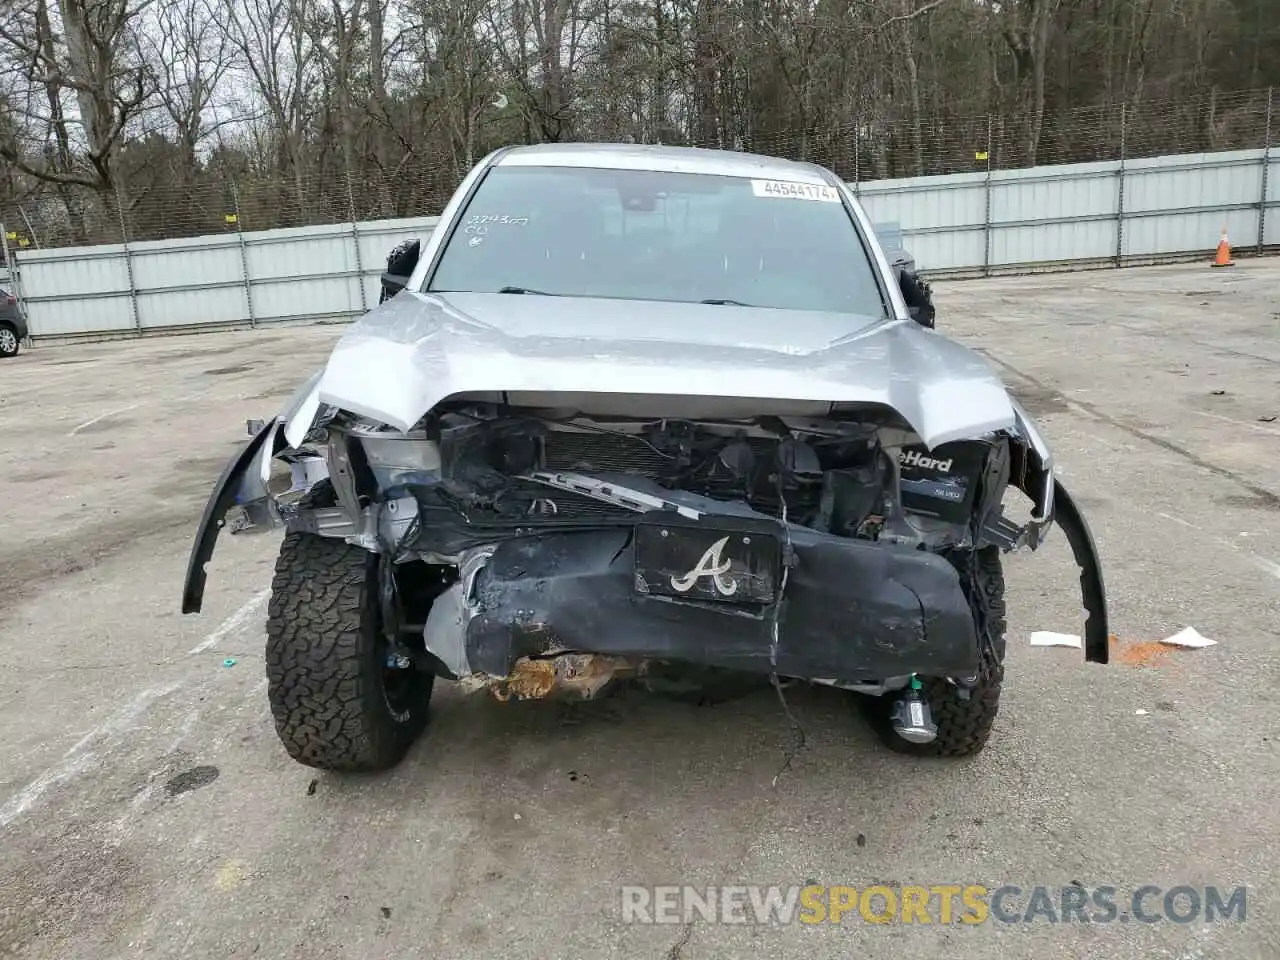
top-left (1, 0), bottom-right (1276, 246)
top-left (149, 0), bottom-right (239, 180)
top-left (487, 0), bottom-right (593, 142)
top-left (0, 0), bottom-right (158, 235)
top-left (998, 0), bottom-right (1064, 164)
top-left (309, 0), bottom-right (366, 205)
top-left (221, 0), bottom-right (320, 217)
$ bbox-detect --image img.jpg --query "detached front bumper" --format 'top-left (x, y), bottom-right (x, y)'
top-left (424, 515), bottom-right (987, 687)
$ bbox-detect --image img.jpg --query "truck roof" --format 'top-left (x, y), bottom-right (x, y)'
top-left (494, 142), bottom-right (836, 186)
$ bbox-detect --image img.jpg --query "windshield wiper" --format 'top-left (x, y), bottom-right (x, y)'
top-left (700, 298), bottom-right (754, 306)
top-left (497, 285), bottom-right (558, 296)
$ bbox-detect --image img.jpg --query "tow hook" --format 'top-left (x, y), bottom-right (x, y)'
top-left (891, 675), bottom-right (937, 744)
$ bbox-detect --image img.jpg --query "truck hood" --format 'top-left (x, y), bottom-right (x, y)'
top-left (304, 291), bottom-right (1019, 449)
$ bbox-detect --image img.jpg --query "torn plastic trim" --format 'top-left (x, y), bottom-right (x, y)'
top-left (1052, 478), bottom-right (1110, 665)
top-left (421, 545), bottom-right (497, 677)
top-left (1008, 396), bottom-right (1055, 528)
top-left (182, 416), bottom-right (279, 614)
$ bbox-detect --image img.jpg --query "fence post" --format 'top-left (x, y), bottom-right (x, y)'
top-left (1, 224), bottom-right (16, 334)
top-left (17, 207), bottom-right (41, 249)
top-left (982, 116), bottom-right (993, 277)
top-left (1259, 87), bottom-right (1273, 256)
top-left (116, 181), bottom-right (141, 334)
top-left (232, 181), bottom-right (256, 328)
top-left (1115, 103), bottom-right (1127, 268)
top-left (1, 222), bottom-right (13, 281)
top-left (346, 168), bottom-right (368, 315)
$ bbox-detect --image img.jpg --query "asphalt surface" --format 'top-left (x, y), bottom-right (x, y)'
top-left (1, 261), bottom-right (1278, 959)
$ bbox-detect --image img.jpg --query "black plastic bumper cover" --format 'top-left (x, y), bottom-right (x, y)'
top-left (1052, 478), bottom-right (1110, 664)
top-left (181, 418), bottom-right (278, 614)
top-left (462, 518), bottom-right (984, 684)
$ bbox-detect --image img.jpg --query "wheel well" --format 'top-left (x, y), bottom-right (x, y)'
top-left (392, 560), bottom-right (457, 630)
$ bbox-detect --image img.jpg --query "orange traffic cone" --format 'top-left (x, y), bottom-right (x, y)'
top-left (1212, 226), bottom-right (1234, 267)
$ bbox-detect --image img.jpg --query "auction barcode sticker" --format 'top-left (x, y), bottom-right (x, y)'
top-left (750, 179), bottom-right (842, 203)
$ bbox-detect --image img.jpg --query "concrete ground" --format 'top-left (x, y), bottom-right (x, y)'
top-left (1, 260), bottom-right (1278, 959)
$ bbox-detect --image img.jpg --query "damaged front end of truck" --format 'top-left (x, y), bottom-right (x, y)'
top-left (180, 143), bottom-right (1110, 773)
top-left (182, 310), bottom-right (1108, 771)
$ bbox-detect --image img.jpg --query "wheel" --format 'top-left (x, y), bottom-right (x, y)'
top-left (858, 546), bottom-right (1006, 757)
top-left (265, 528), bottom-right (434, 772)
top-left (0, 324), bottom-right (19, 357)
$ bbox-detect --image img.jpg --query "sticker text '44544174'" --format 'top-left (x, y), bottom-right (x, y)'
top-left (750, 180), bottom-right (842, 203)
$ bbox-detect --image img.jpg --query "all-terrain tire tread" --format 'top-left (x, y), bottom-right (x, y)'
top-left (863, 546), bottom-right (1007, 758)
top-left (265, 528), bottom-right (430, 772)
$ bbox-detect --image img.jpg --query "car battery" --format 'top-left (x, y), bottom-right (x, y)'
top-left (897, 440), bottom-right (992, 523)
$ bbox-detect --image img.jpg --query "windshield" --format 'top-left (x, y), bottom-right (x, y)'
top-left (427, 165), bottom-right (888, 316)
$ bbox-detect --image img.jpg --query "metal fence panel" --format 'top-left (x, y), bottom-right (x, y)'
top-left (18, 245), bottom-right (135, 335)
top-left (858, 171), bottom-right (988, 271)
top-left (1122, 150), bottom-right (1265, 257)
top-left (245, 227), bottom-right (361, 324)
top-left (991, 161), bottom-right (1118, 265)
top-left (9, 148), bottom-right (1278, 341)
top-left (131, 234), bottom-right (248, 330)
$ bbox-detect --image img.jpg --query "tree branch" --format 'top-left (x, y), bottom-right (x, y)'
top-left (876, 0), bottom-right (950, 31)
top-left (0, 143), bottom-right (102, 188)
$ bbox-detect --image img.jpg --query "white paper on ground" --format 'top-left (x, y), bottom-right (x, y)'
top-left (1030, 631), bottom-right (1083, 648)
top-left (1160, 626), bottom-right (1217, 648)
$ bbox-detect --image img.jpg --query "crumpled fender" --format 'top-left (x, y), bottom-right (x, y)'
top-left (182, 372), bottom-right (330, 615)
top-left (281, 369), bottom-right (324, 449)
top-left (1007, 395), bottom-right (1055, 524)
top-left (181, 417), bottom-right (280, 614)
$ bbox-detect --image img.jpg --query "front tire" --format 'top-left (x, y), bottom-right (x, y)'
top-left (859, 546), bottom-right (1006, 757)
top-left (265, 531), bottom-right (434, 772)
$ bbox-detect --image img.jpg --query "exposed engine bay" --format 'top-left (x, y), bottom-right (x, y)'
top-left (269, 398), bottom-right (1043, 564)
top-left (195, 394), bottom-right (1080, 712)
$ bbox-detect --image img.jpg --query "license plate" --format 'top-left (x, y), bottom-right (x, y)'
top-left (633, 517), bottom-right (781, 605)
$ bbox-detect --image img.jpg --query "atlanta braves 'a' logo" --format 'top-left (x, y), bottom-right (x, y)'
top-left (669, 536), bottom-right (738, 597)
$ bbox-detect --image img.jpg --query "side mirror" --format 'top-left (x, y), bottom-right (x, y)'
top-left (907, 302), bottom-right (936, 329)
top-left (379, 238), bottom-right (421, 304)
top-left (897, 264), bottom-right (935, 329)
